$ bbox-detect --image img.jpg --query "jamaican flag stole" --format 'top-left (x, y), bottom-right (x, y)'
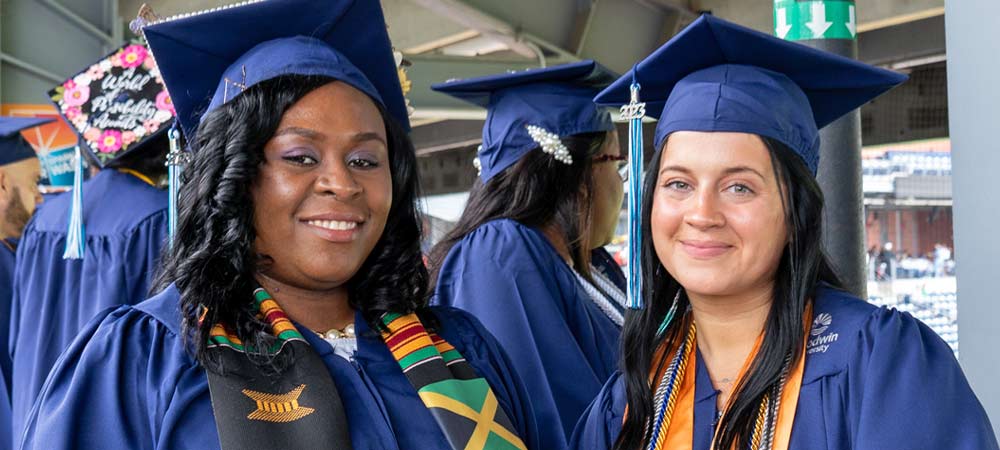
top-left (381, 312), bottom-right (527, 450)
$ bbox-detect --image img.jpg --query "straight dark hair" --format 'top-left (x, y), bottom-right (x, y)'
top-left (152, 75), bottom-right (428, 372)
top-left (427, 131), bottom-right (609, 285)
top-left (615, 136), bottom-right (843, 450)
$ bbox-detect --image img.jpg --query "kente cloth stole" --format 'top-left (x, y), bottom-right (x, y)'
top-left (204, 287), bottom-right (353, 449)
top-left (381, 312), bottom-right (528, 450)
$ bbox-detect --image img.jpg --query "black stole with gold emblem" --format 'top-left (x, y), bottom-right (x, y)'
top-left (204, 288), bottom-right (352, 450)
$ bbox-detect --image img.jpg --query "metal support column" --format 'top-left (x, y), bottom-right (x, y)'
top-left (774, 0), bottom-right (865, 296)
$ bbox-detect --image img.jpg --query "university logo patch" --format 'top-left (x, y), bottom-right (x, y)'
top-left (243, 384), bottom-right (315, 423)
top-left (811, 312), bottom-right (832, 336)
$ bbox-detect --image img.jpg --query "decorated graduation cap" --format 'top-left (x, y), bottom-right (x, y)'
top-left (0, 117), bottom-right (54, 166)
top-left (48, 41), bottom-right (176, 259)
top-left (49, 43), bottom-right (175, 168)
top-left (595, 14), bottom-right (906, 311)
top-left (595, 14), bottom-right (907, 175)
top-left (141, 0), bottom-right (410, 143)
top-left (432, 60), bottom-right (616, 182)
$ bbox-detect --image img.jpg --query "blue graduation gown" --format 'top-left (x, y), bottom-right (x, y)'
top-left (17, 284), bottom-right (540, 450)
top-left (1, 238), bottom-right (16, 388)
top-left (433, 218), bottom-right (625, 449)
top-left (570, 285), bottom-right (1000, 449)
top-left (0, 238), bottom-right (16, 450)
top-left (8, 169), bottom-right (167, 441)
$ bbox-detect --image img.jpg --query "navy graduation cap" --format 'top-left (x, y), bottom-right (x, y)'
top-left (0, 117), bottom-right (54, 166)
top-left (594, 14), bottom-right (907, 174)
top-left (432, 60), bottom-right (616, 182)
top-left (142, 0), bottom-right (410, 142)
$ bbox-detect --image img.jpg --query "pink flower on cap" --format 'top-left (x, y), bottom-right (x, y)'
top-left (155, 90), bottom-right (175, 115)
top-left (119, 44), bottom-right (148, 69)
top-left (97, 130), bottom-right (123, 154)
top-left (121, 131), bottom-right (137, 146)
top-left (63, 85), bottom-right (90, 108)
top-left (83, 127), bottom-right (101, 142)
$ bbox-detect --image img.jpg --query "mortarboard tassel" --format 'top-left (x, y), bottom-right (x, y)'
top-left (166, 125), bottom-right (188, 244)
top-left (623, 70), bottom-right (646, 309)
top-left (62, 144), bottom-right (86, 259)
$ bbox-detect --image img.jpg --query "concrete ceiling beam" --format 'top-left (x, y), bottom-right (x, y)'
top-left (572, 0), bottom-right (677, 73)
top-left (856, 0), bottom-right (944, 32)
top-left (408, 0), bottom-right (543, 59)
top-left (858, 15), bottom-right (945, 67)
top-left (461, 0), bottom-right (581, 50)
top-left (638, 0), bottom-right (697, 17)
top-left (404, 54), bottom-right (566, 118)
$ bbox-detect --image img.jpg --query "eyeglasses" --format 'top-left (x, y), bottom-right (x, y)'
top-left (593, 154), bottom-right (629, 182)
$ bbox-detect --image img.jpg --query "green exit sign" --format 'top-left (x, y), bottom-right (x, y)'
top-left (774, 0), bottom-right (857, 41)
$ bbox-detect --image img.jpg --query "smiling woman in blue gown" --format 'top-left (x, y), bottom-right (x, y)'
top-left (428, 62), bottom-right (628, 450)
top-left (16, 2), bottom-right (538, 450)
top-left (571, 15), bottom-right (998, 450)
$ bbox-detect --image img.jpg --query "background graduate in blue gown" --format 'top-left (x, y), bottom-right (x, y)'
top-left (7, 45), bottom-right (173, 440)
top-left (428, 61), bottom-right (627, 449)
top-left (19, 1), bottom-right (539, 449)
top-left (0, 116), bottom-right (53, 450)
top-left (573, 14), bottom-right (998, 450)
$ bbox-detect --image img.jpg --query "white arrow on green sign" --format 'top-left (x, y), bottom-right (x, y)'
top-left (773, 0), bottom-right (857, 41)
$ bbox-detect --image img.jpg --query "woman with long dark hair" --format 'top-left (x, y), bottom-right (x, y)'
top-left (573, 15), bottom-right (997, 450)
top-left (428, 62), bottom-right (627, 449)
top-left (17, 2), bottom-right (538, 449)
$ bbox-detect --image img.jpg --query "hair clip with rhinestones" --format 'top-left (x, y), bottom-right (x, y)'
top-left (472, 145), bottom-right (483, 176)
top-left (525, 124), bottom-right (572, 165)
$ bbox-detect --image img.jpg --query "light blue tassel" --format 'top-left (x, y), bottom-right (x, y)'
top-left (622, 71), bottom-right (646, 309)
top-left (166, 126), bottom-right (183, 243)
top-left (62, 145), bottom-right (85, 259)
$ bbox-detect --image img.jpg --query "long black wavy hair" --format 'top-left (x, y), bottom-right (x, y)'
top-left (615, 136), bottom-right (843, 450)
top-left (427, 131), bottom-right (609, 285)
top-left (153, 75), bottom-right (427, 371)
